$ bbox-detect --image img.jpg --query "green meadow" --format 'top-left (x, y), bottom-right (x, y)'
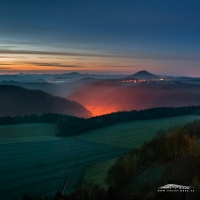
top-left (0, 123), bottom-right (125, 199)
top-left (1, 115), bottom-right (200, 198)
top-left (82, 115), bottom-right (200, 187)
top-left (78, 115), bottom-right (200, 148)
top-left (0, 123), bottom-right (58, 144)
top-left (0, 123), bottom-right (57, 138)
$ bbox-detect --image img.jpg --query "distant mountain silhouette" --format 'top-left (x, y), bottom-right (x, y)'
top-left (54, 72), bottom-right (84, 79)
top-left (0, 85), bottom-right (92, 118)
top-left (0, 72), bottom-right (126, 83)
top-left (127, 70), bottom-right (160, 80)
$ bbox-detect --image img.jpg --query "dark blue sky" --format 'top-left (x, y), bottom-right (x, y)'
top-left (0, 0), bottom-right (200, 76)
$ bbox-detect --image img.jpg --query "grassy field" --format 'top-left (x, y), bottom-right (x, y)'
top-left (83, 158), bottom-right (117, 188)
top-left (0, 123), bottom-right (59, 144)
top-left (82, 115), bottom-right (200, 187)
top-left (0, 123), bottom-right (57, 138)
top-left (0, 123), bottom-right (126, 199)
top-left (78, 115), bottom-right (200, 148)
top-left (1, 115), bottom-right (200, 198)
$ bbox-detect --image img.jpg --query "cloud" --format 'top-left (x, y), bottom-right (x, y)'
top-left (0, 49), bottom-right (109, 58)
top-left (0, 63), bottom-right (13, 65)
top-left (0, 67), bottom-right (10, 70)
top-left (0, 48), bottom-right (199, 62)
top-left (102, 65), bottom-right (139, 68)
top-left (0, 45), bottom-right (18, 49)
top-left (0, 56), bottom-right (12, 58)
top-left (27, 62), bottom-right (85, 68)
top-left (132, 53), bottom-right (200, 61)
top-left (0, 40), bottom-right (41, 46)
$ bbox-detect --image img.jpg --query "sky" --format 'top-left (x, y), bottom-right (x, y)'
top-left (0, 0), bottom-right (200, 76)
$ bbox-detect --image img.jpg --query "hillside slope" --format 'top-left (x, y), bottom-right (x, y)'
top-left (0, 85), bottom-right (92, 118)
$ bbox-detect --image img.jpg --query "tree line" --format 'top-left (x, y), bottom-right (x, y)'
top-left (0, 105), bottom-right (199, 131)
top-left (57, 106), bottom-right (200, 136)
top-left (0, 113), bottom-right (79, 125)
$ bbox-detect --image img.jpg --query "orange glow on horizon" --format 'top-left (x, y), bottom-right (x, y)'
top-left (0, 53), bottom-right (144, 74)
top-left (84, 104), bottom-right (120, 116)
top-left (87, 106), bottom-right (116, 116)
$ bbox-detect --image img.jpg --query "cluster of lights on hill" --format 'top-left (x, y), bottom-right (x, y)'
top-left (121, 78), bottom-right (165, 83)
top-left (104, 78), bottom-right (167, 85)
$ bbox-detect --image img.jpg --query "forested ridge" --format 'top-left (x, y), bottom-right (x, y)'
top-left (0, 113), bottom-right (78, 125)
top-left (57, 106), bottom-right (200, 136)
top-left (0, 85), bottom-right (92, 118)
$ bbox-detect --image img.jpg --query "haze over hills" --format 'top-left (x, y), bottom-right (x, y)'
top-left (1, 70), bottom-right (200, 117)
top-left (0, 78), bottom-right (99, 98)
top-left (0, 70), bottom-right (199, 86)
top-left (0, 85), bottom-right (92, 118)
top-left (0, 72), bottom-right (125, 83)
top-left (67, 79), bottom-right (200, 116)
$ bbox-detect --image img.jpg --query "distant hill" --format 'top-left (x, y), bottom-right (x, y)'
top-left (0, 72), bottom-right (126, 83)
top-left (127, 70), bottom-right (160, 80)
top-left (54, 72), bottom-right (84, 79)
top-left (0, 85), bottom-right (92, 118)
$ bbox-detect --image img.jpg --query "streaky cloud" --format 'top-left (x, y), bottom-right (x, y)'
top-left (0, 49), bottom-right (200, 62)
top-left (0, 67), bottom-right (10, 70)
top-left (0, 49), bottom-right (110, 58)
top-left (27, 62), bottom-right (85, 68)
top-left (0, 63), bottom-right (14, 66)
top-left (101, 65), bottom-right (139, 68)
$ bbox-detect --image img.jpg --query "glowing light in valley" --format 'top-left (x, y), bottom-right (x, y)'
top-left (85, 104), bottom-right (117, 116)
